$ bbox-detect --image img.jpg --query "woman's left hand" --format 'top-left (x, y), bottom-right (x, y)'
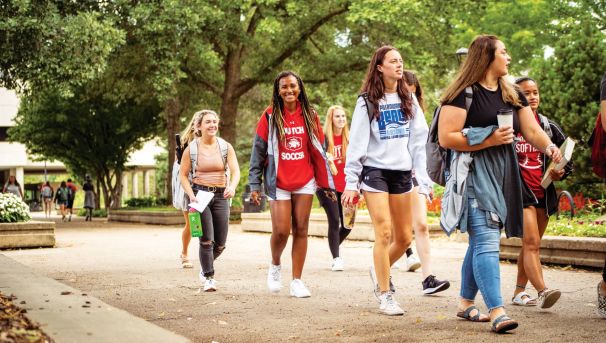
top-left (549, 168), bottom-right (565, 181)
top-left (223, 186), bottom-right (236, 199)
top-left (545, 145), bottom-right (562, 164)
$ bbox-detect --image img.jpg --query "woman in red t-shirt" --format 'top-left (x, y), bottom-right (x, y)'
top-left (316, 105), bottom-right (352, 271)
top-left (249, 71), bottom-right (335, 298)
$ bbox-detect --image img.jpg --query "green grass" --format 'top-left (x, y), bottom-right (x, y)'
top-left (545, 213), bottom-right (606, 238)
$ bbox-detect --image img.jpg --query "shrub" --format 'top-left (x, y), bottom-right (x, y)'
top-left (77, 208), bottom-right (107, 217)
top-left (125, 197), bottom-right (156, 207)
top-left (0, 193), bottom-right (31, 223)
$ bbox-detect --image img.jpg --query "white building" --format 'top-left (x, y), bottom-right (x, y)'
top-left (0, 88), bottom-right (164, 202)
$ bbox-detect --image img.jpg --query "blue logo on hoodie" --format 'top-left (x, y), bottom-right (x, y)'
top-left (378, 103), bottom-right (409, 140)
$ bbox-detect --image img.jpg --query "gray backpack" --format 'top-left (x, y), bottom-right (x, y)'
top-left (426, 87), bottom-right (473, 186)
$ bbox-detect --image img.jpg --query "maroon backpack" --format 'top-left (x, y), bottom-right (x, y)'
top-left (589, 112), bottom-right (606, 178)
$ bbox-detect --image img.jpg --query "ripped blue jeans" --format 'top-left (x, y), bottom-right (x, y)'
top-left (460, 197), bottom-right (503, 311)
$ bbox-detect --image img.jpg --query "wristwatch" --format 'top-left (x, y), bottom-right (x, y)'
top-left (544, 143), bottom-right (556, 154)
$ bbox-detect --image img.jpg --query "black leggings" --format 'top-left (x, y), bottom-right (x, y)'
top-left (316, 190), bottom-right (351, 258)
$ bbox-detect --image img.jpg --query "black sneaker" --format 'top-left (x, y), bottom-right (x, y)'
top-left (422, 275), bottom-right (450, 295)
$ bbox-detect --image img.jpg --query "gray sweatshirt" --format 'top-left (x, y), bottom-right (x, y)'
top-left (344, 93), bottom-right (432, 195)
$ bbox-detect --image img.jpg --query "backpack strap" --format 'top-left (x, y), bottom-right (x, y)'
top-left (359, 92), bottom-right (376, 123)
top-left (538, 113), bottom-right (553, 139)
top-left (464, 86), bottom-right (473, 111)
top-left (217, 137), bottom-right (229, 171)
top-left (189, 138), bottom-right (198, 179)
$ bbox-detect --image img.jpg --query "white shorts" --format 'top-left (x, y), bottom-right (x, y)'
top-left (268, 178), bottom-right (316, 201)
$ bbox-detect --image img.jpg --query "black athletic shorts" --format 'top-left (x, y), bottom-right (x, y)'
top-left (412, 177), bottom-right (419, 187)
top-left (360, 166), bottom-right (413, 194)
top-left (525, 196), bottom-right (547, 209)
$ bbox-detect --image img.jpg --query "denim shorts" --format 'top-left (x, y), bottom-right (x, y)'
top-left (360, 167), bottom-right (413, 194)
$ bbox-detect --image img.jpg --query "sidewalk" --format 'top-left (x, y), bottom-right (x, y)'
top-left (0, 254), bottom-right (190, 343)
top-left (2, 220), bottom-right (605, 342)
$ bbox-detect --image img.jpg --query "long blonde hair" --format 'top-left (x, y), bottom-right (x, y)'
top-left (324, 105), bottom-right (349, 161)
top-left (441, 35), bottom-right (521, 107)
top-left (180, 110), bottom-right (219, 146)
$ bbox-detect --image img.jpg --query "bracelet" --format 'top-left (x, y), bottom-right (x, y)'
top-left (544, 143), bottom-right (556, 154)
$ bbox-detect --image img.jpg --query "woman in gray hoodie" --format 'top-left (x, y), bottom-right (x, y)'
top-left (342, 46), bottom-right (431, 316)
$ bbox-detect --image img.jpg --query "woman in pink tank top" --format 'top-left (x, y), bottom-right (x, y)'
top-left (179, 110), bottom-right (240, 292)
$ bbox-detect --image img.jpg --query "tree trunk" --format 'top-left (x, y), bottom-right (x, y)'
top-left (219, 94), bottom-right (240, 145)
top-left (165, 98), bottom-right (183, 204)
top-left (220, 49), bottom-right (242, 145)
top-left (95, 178), bottom-right (101, 209)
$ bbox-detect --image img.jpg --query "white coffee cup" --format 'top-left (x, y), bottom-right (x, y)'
top-left (497, 109), bottom-right (514, 128)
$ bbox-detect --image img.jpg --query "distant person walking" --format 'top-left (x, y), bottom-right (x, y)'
top-left (174, 113), bottom-right (204, 269)
top-left (83, 176), bottom-right (95, 221)
top-left (54, 181), bottom-right (71, 222)
top-left (180, 109), bottom-right (240, 292)
top-left (249, 71), bottom-right (335, 298)
top-left (399, 70), bottom-right (450, 295)
top-left (510, 77), bottom-right (572, 309)
top-left (316, 105), bottom-right (353, 271)
top-left (41, 181), bottom-right (54, 219)
top-left (66, 179), bottom-right (77, 221)
top-left (3, 175), bottom-right (23, 199)
top-left (438, 35), bottom-right (561, 333)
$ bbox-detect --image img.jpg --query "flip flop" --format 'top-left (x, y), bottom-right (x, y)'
top-left (512, 291), bottom-right (537, 306)
top-left (456, 305), bottom-right (490, 322)
top-left (491, 314), bottom-right (518, 334)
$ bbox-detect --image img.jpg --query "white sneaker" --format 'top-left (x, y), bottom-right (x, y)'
top-left (379, 292), bottom-right (404, 316)
top-left (267, 264), bottom-right (282, 293)
top-left (290, 279), bottom-right (311, 298)
top-left (331, 257), bottom-right (345, 271)
top-left (406, 254), bottom-right (421, 272)
top-left (392, 261), bottom-right (401, 270)
top-left (203, 277), bottom-right (217, 292)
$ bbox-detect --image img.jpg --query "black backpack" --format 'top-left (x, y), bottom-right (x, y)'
top-left (359, 93), bottom-right (376, 123)
top-left (426, 87), bottom-right (473, 186)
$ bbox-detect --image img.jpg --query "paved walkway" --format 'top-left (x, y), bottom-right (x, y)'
top-left (2, 218), bottom-right (605, 342)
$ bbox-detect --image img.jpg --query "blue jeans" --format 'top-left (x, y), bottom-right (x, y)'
top-left (460, 197), bottom-right (503, 311)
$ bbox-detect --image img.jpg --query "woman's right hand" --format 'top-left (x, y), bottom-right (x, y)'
top-left (341, 190), bottom-right (359, 208)
top-left (188, 194), bottom-right (198, 203)
top-left (489, 127), bottom-right (515, 146)
top-left (250, 190), bottom-right (261, 205)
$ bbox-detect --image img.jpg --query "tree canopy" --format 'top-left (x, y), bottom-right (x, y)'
top-left (2, 0), bottom-right (606, 200)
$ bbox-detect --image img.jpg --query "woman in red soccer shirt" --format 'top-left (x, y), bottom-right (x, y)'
top-left (316, 105), bottom-right (352, 271)
top-left (249, 71), bottom-right (335, 298)
top-left (511, 77), bottom-right (572, 308)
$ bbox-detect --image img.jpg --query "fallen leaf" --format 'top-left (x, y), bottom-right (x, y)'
top-left (158, 312), bottom-right (165, 317)
top-left (60, 291), bottom-right (72, 295)
top-left (218, 320), bottom-right (228, 325)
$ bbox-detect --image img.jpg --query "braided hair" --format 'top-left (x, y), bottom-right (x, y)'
top-left (270, 71), bottom-right (318, 142)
